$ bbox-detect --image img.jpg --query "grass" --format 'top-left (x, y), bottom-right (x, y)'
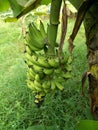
top-left (0, 17), bottom-right (91, 130)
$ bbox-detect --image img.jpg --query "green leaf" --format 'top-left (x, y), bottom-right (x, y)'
top-left (8, 0), bottom-right (41, 18)
top-left (0, 0), bottom-right (10, 12)
top-left (8, 0), bottom-right (23, 17)
top-left (77, 120), bottom-right (98, 130)
top-left (7, 0), bottom-right (51, 19)
top-left (41, 0), bottom-right (51, 5)
top-left (23, 0), bottom-right (37, 7)
top-left (16, 0), bottom-right (28, 6)
top-left (68, 0), bottom-right (83, 9)
top-left (66, 1), bottom-right (77, 13)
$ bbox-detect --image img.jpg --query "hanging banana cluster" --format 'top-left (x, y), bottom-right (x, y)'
top-left (25, 21), bottom-right (71, 107)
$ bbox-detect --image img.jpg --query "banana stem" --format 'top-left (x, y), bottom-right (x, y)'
top-left (47, 0), bottom-right (62, 55)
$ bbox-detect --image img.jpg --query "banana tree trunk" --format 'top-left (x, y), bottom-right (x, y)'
top-left (84, 2), bottom-right (98, 120)
top-left (68, 0), bottom-right (98, 120)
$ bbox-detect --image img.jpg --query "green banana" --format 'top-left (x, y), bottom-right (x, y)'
top-left (43, 81), bottom-right (51, 93)
top-left (27, 82), bottom-right (34, 90)
top-left (42, 81), bottom-right (50, 89)
top-left (65, 64), bottom-right (72, 71)
top-left (54, 76), bottom-right (65, 83)
top-left (46, 81), bottom-right (51, 88)
top-left (25, 52), bottom-right (32, 61)
top-left (28, 79), bottom-right (42, 92)
top-left (43, 68), bottom-right (53, 75)
top-left (30, 54), bottom-right (40, 66)
top-left (29, 43), bottom-right (41, 51)
top-left (50, 80), bottom-right (56, 90)
top-left (29, 23), bottom-right (40, 40)
top-left (31, 54), bottom-right (51, 68)
top-left (34, 99), bottom-right (39, 104)
top-left (34, 79), bottom-right (42, 92)
top-left (27, 32), bottom-right (44, 50)
top-left (33, 64), bottom-right (43, 73)
top-left (31, 54), bottom-right (48, 68)
top-left (29, 33), bottom-right (44, 49)
top-left (61, 72), bottom-right (72, 79)
top-left (35, 92), bottom-right (45, 104)
top-left (29, 23), bottom-right (45, 49)
top-left (34, 96), bottom-right (44, 105)
top-left (37, 55), bottom-right (51, 68)
top-left (26, 33), bottom-right (37, 47)
top-left (40, 21), bottom-right (47, 39)
top-left (55, 80), bottom-right (64, 91)
top-left (26, 60), bottom-right (33, 66)
top-left (48, 57), bottom-right (59, 68)
top-left (42, 81), bottom-right (48, 89)
top-left (35, 94), bottom-right (41, 99)
top-left (35, 74), bottom-right (40, 81)
top-left (28, 68), bottom-right (36, 77)
top-left (29, 23), bottom-right (43, 40)
top-left (26, 45), bottom-right (32, 55)
top-left (35, 92), bottom-right (45, 99)
top-left (27, 80), bottom-right (36, 91)
top-left (54, 68), bottom-right (61, 74)
top-left (26, 35), bottom-right (41, 51)
top-left (27, 71), bottom-right (35, 80)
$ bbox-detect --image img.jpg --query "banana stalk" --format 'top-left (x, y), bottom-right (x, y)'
top-left (47, 0), bottom-right (62, 55)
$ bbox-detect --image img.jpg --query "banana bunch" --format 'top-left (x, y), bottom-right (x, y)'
top-left (26, 21), bottom-right (47, 52)
top-left (25, 49), bottom-right (71, 106)
top-left (25, 21), bottom-right (72, 107)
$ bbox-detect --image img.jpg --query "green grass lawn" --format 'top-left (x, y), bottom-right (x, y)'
top-left (0, 17), bottom-right (91, 130)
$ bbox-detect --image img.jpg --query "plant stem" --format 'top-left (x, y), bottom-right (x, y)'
top-left (47, 0), bottom-right (62, 55)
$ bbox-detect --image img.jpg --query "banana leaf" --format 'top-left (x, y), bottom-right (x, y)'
top-left (0, 0), bottom-right (10, 12)
top-left (68, 0), bottom-right (83, 9)
top-left (41, 0), bottom-right (51, 5)
top-left (7, 0), bottom-right (51, 20)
